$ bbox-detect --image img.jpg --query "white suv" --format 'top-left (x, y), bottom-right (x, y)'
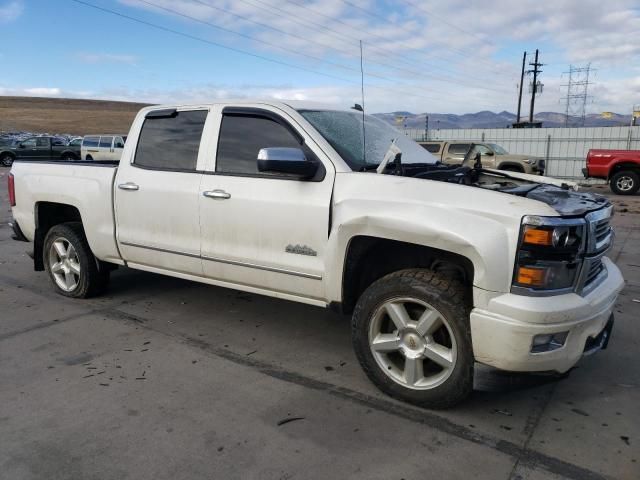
top-left (81, 135), bottom-right (127, 161)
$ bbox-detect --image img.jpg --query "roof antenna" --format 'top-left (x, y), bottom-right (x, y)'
top-left (359, 40), bottom-right (366, 164)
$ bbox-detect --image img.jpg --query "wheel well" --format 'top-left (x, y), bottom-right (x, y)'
top-left (1, 151), bottom-right (16, 159)
top-left (340, 236), bottom-right (474, 314)
top-left (498, 162), bottom-right (524, 172)
top-left (33, 202), bottom-right (82, 271)
top-left (86, 155), bottom-right (93, 161)
top-left (609, 163), bottom-right (640, 178)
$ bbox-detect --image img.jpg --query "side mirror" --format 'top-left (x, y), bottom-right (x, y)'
top-left (484, 151), bottom-right (494, 156)
top-left (257, 147), bottom-right (318, 178)
top-left (18, 143), bottom-right (26, 149)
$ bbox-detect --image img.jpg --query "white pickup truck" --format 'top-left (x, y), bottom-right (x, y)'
top-left (8, 101), bottom-right (624, 408)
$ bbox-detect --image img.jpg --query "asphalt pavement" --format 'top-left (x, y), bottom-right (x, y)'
top-left (1, 168), bottom-right (638, 480)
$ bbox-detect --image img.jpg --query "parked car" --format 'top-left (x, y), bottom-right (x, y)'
top-left (0, 136), bottom-right (81, 166)
top-left (81, 135), bottom-right (127, 161)
top-left (583, 149), bottom-right (640, 195)
top-left (67, 137), bottom-right (83, 148)
top-left (418, 141), bottom-right (545, 175)
top-left (8, 101), bottom-right (622, 408)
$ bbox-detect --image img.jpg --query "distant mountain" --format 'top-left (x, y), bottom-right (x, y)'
top-left (375, 111), bottom-right (630, 129)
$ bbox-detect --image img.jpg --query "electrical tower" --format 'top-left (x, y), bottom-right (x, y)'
top-left (562, 64), bottom-right (593, 127)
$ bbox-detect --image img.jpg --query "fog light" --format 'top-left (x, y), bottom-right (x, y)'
top-left (531, 331), bottom-right (569, 353)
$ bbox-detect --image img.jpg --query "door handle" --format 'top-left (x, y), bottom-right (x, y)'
top-left (203, 189), bottom-right (231, 200)
top-left (118, 182), bottom-right (139, 191)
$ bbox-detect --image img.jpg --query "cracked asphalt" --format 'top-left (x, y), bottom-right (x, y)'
top-left (1, 168), bottom-right (638, 480)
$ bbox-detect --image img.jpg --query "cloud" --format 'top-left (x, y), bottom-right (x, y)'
top-left (0, 0), bottom-right (23, 23)
top-left (0, 86), bottom-right (62, 96)
top-left (76, 53), bottom-right (138, 65)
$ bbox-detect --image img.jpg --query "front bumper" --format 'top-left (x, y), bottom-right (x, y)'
top-left (470, 257), bottom-right (624, 373)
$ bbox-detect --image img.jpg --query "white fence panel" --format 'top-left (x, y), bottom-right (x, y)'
top-left (404, 126), bottom-right (640, 179)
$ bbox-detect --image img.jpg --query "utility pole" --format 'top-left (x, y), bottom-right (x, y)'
top-left (516, 51), bottom-right (526, 123)
top-left (527, 49), bottom-right (542, 123)
top-left (425, 114), bottom-right (429, 140)
top-left (562, 64), bottom-right (593, 127)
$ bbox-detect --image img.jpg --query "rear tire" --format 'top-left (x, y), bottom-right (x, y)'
top-left (610, 170), bottom-right (639, 195)
top-left (1, 153), bottom-right (14, 167)
top-left (352, 269), bottom-right (474, 409)
top-left (43, 222), bottom-right (109, 298)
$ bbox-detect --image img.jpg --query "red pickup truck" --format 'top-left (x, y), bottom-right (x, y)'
top-left (584, 149), bottom-right (640, 195)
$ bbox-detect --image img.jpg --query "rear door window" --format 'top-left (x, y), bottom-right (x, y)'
top-left (83, 137), bottom-right (99, 148)
top-left (448, 143), bottom-right (471, 155)
top-left (36, 137), bottom-right (50, 147)
top-left (134, 110), bottom-right (207, 171)
top-left (420, 143), bottom-right (441, 153)
top-left (99, 136), bottom-right (114, 148)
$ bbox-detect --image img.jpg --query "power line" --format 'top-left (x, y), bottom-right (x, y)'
top-left (69, 0), bottom-right (502, 107)
top-left (183, 0), bottom-right (507, 93)
top-left (340, 0), bottom-right (498, 70)
top-left (279, 0), bottom-right (507, 85)
top-left (130, 0), bottom-right (498, 100)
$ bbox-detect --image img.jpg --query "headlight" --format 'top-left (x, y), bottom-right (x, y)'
top-left (524, 158), bottom-right (535, 165)
top-left (512, 216), bottom-right (586, 294)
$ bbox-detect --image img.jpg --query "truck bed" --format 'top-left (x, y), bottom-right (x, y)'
top-left (10, 160), bottom-right (123, 264)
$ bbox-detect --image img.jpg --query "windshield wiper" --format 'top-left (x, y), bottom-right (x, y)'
top-left (376, 139), bottom-right (402, 174)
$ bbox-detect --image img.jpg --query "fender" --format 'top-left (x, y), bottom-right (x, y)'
top-left (324, 172), bottom-right (559, 306)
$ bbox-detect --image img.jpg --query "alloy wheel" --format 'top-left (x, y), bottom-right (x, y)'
top-left (49, 237), bottom-right (81, 292)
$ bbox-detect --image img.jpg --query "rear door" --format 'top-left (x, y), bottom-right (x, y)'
top-left (82, 136), bottom-right (100, 160)
top-left (114, 108), bottom-right (209, 276)
top-left (98, 136), bottom-right (114, 161)
top-left (112, 136), bottom-right (125, 161)
top-left (35, 137), bottom-right (52, 159)
top-left (198, 106), bottom-right (334, 301)
top-left (443, 143), bottom-right (471, 164)
top-left (17, 138), bottom-right (38, 159)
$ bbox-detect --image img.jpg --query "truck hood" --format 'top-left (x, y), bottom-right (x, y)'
top-left (499, 182), bottom-right (610, 217)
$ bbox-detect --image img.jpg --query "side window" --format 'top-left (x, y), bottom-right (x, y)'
top-left (134, 110), bottom-right (207, 171)
top-left (21, 138), bottom-right (36, 148)
top-left (448, 143), bottom-right (471, 155)
top-left (84, 136), bottom-right (99, 148)
top-left (36, 137), bottom-right (50, 147)
top-left (114, 137), bottom-right (125, 149)
top-left (476, 145), bottom-right (492, 155)
top-left (420, 143), bottom-right (441, 153)
top-left (216, 114), bottom-right (301, 175)
top-left (99, 136), bottom-right (114, 148)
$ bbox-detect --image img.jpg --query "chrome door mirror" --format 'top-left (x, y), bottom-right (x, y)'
top-left (257, 147), bottom-right (318, 178)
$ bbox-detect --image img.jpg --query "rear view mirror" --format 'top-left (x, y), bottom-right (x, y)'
top-left (257, 147), bottom-right (318, 178)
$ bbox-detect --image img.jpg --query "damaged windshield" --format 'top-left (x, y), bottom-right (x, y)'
top-left (298, 110), bottom-right (437, 171)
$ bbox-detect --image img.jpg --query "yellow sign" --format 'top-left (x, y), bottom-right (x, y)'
top-left (395, 116), bottom-right (404, 124)
top-left (601, 112), bottom-right (613, 119)
top-left (633, 110), bottom-right (640, 118)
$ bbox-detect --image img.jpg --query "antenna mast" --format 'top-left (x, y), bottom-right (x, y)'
top-left (360, 40), bottom-right (366, 163)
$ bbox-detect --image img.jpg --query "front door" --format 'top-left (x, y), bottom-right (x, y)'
top-left (18, 138), bottom-right (38, 159)
top-left (199, 107), bottom-right (334, 301)
top-left (115, 109), bottom-right (209, 276)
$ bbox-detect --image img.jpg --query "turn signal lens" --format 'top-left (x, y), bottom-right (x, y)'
top-left (516, 266), bottom-right (548, 287)
top-left (523, 226), bottom-right (553, 246)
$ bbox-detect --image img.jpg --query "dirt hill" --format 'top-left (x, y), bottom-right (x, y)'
top-left (0, 96), bottom-right (153, 135)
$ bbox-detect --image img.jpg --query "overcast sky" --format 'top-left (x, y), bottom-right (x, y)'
top-left (1, 0), bottom-right (639, 114)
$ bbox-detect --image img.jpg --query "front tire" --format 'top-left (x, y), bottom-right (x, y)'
top-left (610, 170), bottom-right (639, 195)
top-left (352, 269), bottom-right (474, 409)
top-left (43, 222), bottom-right (109, 298)
top-left (1, 153), bottom-right (14, 167)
